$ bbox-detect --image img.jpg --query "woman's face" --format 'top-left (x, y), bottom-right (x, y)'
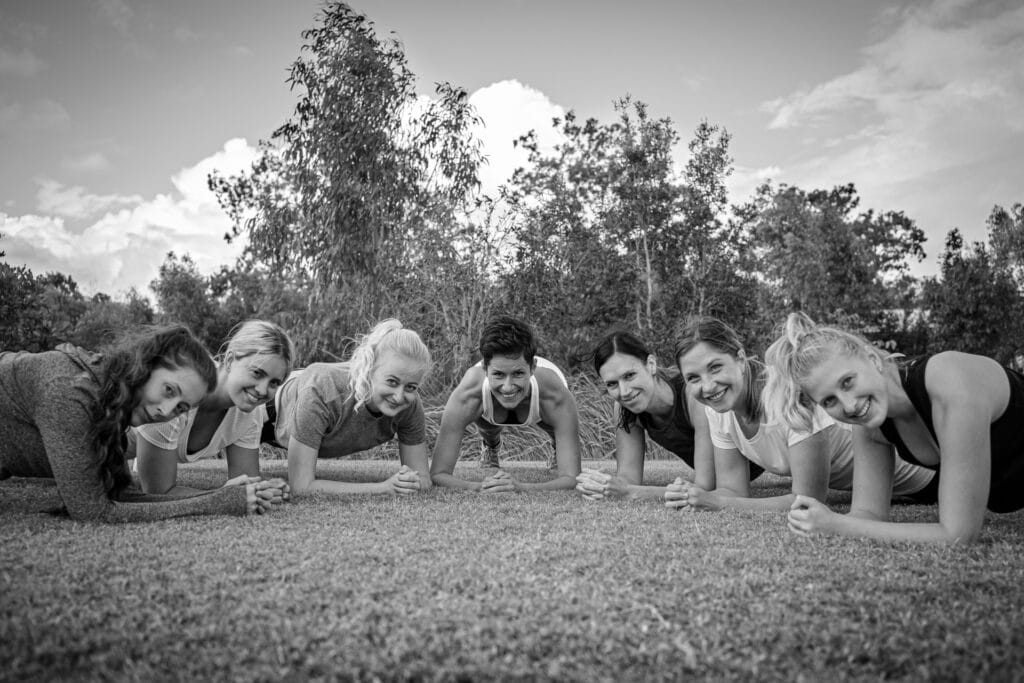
top-left (132, 365), bottom-right (209, 426)
top-left (598, 352), bottom-right (658, 413)
top-left (678, 342), bottom-right (746, 413)
top-left (368, 350), bottom-right (426, 417)
top-left (800, 351), bottom-right (889, 428)
top-left (484, 353), bottom-right (534, 409)
top-left (223, 353), bottom-right (289, 413)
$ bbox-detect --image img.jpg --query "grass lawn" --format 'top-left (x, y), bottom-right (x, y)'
top-left (2, 458), bottom-right (1023, 681)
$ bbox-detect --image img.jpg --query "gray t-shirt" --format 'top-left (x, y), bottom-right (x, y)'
top-left (274, 362), bottom-right (425, 457)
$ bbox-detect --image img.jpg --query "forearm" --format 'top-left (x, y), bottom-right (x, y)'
top-left (515, 474), bottom-right (576, 492)
top-left (828, 515), bottom-right (978, 544)
top-left (430, 472), bottom-right (482, 491)
top-left (295, 478), bottom-right (389, 496)
top-left (714, 490), bottom-right (795, 512)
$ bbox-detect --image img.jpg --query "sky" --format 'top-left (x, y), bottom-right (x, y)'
top-left (1, 0), bottom-right (1022, 297)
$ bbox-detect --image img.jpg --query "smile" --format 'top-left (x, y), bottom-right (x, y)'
top-left (848, 399), bottom-right (870, 420)
top-left (621, 391), bottom-right (640, 404)
top-left (244, 389), bottom-right (265, 404)
top-left (704, 387), bottom-right (726, 402)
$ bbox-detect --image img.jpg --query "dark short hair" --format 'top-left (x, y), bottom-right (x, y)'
top-left (479, 316), bottom-right (536, 366)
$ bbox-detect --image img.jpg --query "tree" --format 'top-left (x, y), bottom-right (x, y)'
top-left (745, 182), bottom-right (926, 335)
top-left (922, 229), bottom-right (1022, 363)
top-left (209, 2), bottom-right (484, 357)
top-left (150, 252), bottom-right (234, 352)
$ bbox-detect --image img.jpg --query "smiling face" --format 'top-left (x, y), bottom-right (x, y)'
top-left (367, 350), bottom-right (427, 417)
top-left (223, 353), bottom-right (289, 413)
top-left (132, 365), bottom-right (209, 426)
top-left (484, 353), bottom-right (534, 409)
top-left (800, 351), bottom-right (889, 427)
top-left (678, 342), bottom-right (747, 413)
top-left (598, 352), bottom-right (658, 413)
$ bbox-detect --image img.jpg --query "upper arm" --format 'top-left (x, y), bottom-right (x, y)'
top-left (786, 429), bottom-right (833, 501)
top-left (286, 436), bottom-right (321, 493)
top-left (135, 439), bottom-right (182, 494)
top-left (430, 372), bottom-right (482, 475)
top-left (848, 425), bottom-right (896, 521)
top-left (687, 396), bottom-right (715, 490)
top-left (925, 353), bottom-right (1000, 540)
top-left (713, 446), bottom-right (750, 496)
top-left (613, 425), bottom-right (646, 485)
top-left (399, 441), bottom-right (431, 489)
top-left (542, 380), bottom-right (582, 476)
top-left (224, 443), bottom-right (261, 479)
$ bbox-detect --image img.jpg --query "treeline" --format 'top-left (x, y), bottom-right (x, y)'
top-left (4, 3), bottom-right (1024, 389)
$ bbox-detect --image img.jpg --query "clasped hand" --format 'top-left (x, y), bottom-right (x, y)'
top-left (387, 465), bottom-right (422, 495)
top-left (480, 469), bottom-right (518, 493)
top-left (223, 474), bottom-right (291, 515)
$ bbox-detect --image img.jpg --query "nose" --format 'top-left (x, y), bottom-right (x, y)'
top-left (502, 377), bottom-right (514, 391)
top-left (254, 377), bottom-right (271, 398)
top-left (838, 393), bottom-right (858, 415)
top-left (701, 376), bottom-right (716, 395)
top-left (157, 397), bottom-right (179, 418)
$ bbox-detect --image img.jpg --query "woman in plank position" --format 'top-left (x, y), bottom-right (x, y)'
top-left (765, 311), bottom-right (1024, 544)
top-left (0, 326), bottom-right (284, 520)
top-left (431, 316), bottom-right (581, 492)
top-left (666, 316), bottom-right (935, 512)
top-left (576, 330), bottom-right (758, 502)
top-left (133, 320), bottom-right (294, 495)
top-left (263, 319), bottom-right (431, 496)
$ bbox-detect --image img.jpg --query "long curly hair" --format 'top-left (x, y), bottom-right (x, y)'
top-left (89, 325), bottom-right (217, 496)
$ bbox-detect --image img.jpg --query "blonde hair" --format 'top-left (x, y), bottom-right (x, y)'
top-left (348, 319), bottom-right (432, 410)
top-left (764, 312), bottom-right (889, 431)
top-left (219, 320), bottom-right (296, 375)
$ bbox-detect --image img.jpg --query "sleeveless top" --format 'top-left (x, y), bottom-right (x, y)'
top-left (879, 355), bottom-right (1024, 512)
top-left (634, 374), bottom-right (696, 466)
top-left (478, 356), bottom-right (566, 427)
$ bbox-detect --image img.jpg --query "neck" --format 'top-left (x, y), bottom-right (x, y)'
top-left (882, 363), bottom-right (914, 419)
top-left (647, 376), bottom-right (676, 416)
top-left (201, 373), bottom-right (233, 412)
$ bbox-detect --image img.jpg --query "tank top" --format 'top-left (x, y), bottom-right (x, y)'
top-left (879, 355), bottom-right (1024, 512)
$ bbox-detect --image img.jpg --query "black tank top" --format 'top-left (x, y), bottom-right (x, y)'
top-left (879, 355), bottom-right (1024, 512)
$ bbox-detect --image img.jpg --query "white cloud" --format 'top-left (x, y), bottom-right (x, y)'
top-left (35, 179), bottom-right (140, 218)
top-left (0, 46), bottom-right (44, 77)
top-left (60, 151), bottom-right (111, 173)
top-left (468, 80), bottom-right (566, 197)
top-left (1, 138), bottom-right (260, 296)
top-left (755, 0), bottom-right (1024, 259)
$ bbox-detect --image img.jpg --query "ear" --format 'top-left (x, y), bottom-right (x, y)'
top-left (646, 354), bottom-right (657, 373)
top-left (868, 350), bottom-right (884, 372)
top-left (737, 348), bottom-right (747, 362)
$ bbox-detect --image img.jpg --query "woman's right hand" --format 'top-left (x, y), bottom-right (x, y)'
top-left (663, 476), bottom-right (690, 509)
top-left (576, 469), bottom-right (610, 501)
top-left (387, 465), bottom-right (421, 495)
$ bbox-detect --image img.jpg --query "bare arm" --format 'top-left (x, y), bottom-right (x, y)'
top-left (511, 381), bottom-right (580, 491)
top-left (789, 353), bottom-right (1003, 544)
top-left (399, 441), bottom-right (431, 492)
top-left (688, 396), bottom-right (716, 491)
top-left (430, 372), bottom-right (485, 491)
top-left (287, 436), bottom-right (416, 496)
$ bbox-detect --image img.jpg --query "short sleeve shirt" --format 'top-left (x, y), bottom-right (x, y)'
top-left (273, 363), bottom-right (425, 458)
top-left (133, 406), bottom-right (262, 463)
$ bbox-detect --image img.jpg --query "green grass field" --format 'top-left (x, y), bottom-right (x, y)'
top-left (2, 457), bottom-right (1023, 681)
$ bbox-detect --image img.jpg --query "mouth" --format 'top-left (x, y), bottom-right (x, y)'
top-left (243, 389), bottom-right (265, 405)
top-left (497, 390), bottom-right (520, 402)
top-left (703, 387), bottom-right (727, 403)
top-left (620, 391), bottom-right (641, 405)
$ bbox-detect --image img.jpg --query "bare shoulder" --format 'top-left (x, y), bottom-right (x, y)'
top-left (925, 351), bottom-right (1009, 417)
top-left (445, 366), bottom-right (485, 410)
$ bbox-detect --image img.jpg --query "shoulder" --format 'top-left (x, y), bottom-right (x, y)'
top-left (445, 366), bottom-right (485, 409)
top-left (924, 351), bottom-right (1006, 400)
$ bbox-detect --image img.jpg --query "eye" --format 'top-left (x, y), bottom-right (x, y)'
top-left (623, 371), bottom-right (636, 381)
top-left (386, 378), bottom-right (400, 387)
top-left (840, 377), bottom-right (853, 390)
top-left (163, 384), bottom-right (174, 397)
top-left (821, 396), bottom-right (837, 409)
top-left (405, 384), bottom-right (420, 393)
top-left (709, 363), bottom-right (721, 373)
top-left (269, 379), bottom-right (283, 389)
top-left (251, 367), bottom-right (266, 379)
